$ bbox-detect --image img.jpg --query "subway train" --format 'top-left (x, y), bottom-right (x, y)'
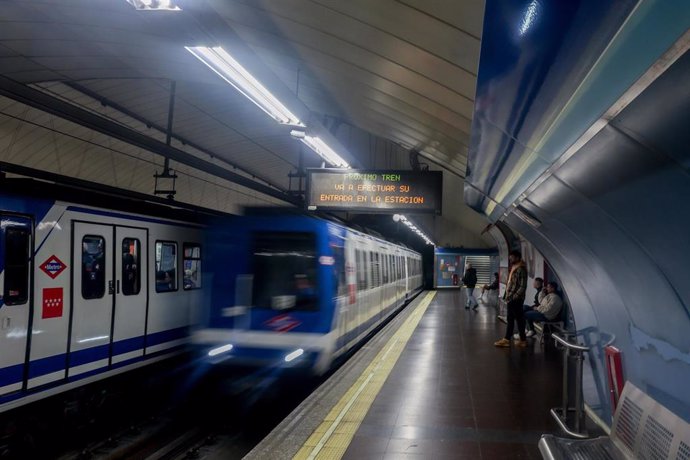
top-left (194, 211), bottom-right (424, 375)
top-left (0, 179), bottom-right (208, 414)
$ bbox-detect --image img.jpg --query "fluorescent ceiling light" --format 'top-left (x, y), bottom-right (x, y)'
top-left (394, 214), bottom-right (435, 246)
top-left (126, 0), bottom-right (181, 11)
top-left (290, 130), bottom-right (349, 168)
top-left (186, 46), bottom-right (304, 127)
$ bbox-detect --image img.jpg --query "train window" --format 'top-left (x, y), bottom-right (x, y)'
top-left (356, 249), bottom-right (366, 291)
top-left (382, 253), bottom-right (388, 284)
top-left (332, 245), bottom-right (346, 297)
top-left (121, 238), bottom-right (141, 296)
top-left (183, 244), bottom-right (201, 290)
top-left (4, 227), bottom-right (30, 305)
top-left (369, 252), bottom-right (376, 287)
top-left (82, 235), bottom-right (106, 299)
top-left (155, 241), bottom-right (177, 293)
top-left (251, 232), bottom-right (317, 311)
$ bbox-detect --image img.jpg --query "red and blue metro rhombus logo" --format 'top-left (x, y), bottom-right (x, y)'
top-left (40, 255), bottom-right (67, 279)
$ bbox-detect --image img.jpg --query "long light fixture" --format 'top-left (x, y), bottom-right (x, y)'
top-left (290, 130), bottom-right (350, 168)
top-left (126, 0), bottom-right (181, 11)
top-left (185, 46), bottom-right (304, 127)
top-left (394, 214), bottom-right (435, 246)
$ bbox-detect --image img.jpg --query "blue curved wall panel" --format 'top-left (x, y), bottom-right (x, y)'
top-left (469, 0), bottom-right (690, 425)
top-left (468, 0), bottom-right (690, 214)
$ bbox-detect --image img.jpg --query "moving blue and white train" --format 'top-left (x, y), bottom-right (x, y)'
top-left (194, 211), bottom-right (423, 375)
top-left (0, 179), bottom-right (423, 414)
top-left (0, 179), bottom-right (207, 414)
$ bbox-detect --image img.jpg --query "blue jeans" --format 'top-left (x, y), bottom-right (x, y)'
top-left (465, 287), bottom-right (477, 308)
top-left (524, 309), bottom-right (548, 331)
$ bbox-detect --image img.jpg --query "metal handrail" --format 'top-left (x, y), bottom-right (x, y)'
top-left (552, 333), bottom-right (590, 352)
top-left (550, 332), bottom-right (590, 438)
top-left (549, 408), bottom-right (589, 439)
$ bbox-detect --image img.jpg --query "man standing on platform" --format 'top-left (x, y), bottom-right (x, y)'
top-left (494, 250), bottom-right (528, 348)
top-left (462, 262), bottom-right (478, 309)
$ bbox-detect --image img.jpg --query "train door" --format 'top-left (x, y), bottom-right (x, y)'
top-left (70, 222), bottom-right (113, 378)
top-left (112, 227), bottom-right (147, 364)
top-left (0, 215), bottom-right (32, 396)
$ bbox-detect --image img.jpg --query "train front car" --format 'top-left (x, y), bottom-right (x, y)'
top-left (197, 214), bottom-right (341, 375)
top-left (197, 212), bottom-right (424, 377)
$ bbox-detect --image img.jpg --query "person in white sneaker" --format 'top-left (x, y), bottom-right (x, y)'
top-left (523, 281), bottom-right (563, 336)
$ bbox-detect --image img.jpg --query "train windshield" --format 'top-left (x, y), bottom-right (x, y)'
top-left (252, 232), bottom-right (318, 311)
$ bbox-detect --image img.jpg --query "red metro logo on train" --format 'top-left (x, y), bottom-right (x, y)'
top-left (40, 255), bottom-right (67, 279)
top-left (264, 314), bottom-right (302, 333)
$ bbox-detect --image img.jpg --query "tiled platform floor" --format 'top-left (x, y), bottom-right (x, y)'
top-left (343, 290), bottom-right (563, 459)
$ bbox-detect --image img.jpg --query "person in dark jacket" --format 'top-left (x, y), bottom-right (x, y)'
top-left (462, 263), bottom-right (478, 309)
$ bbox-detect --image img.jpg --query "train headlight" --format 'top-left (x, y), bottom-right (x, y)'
top-left (208, 344), bottom-right (233, 357)
top-left (284, 348), bottom-right (304, 362)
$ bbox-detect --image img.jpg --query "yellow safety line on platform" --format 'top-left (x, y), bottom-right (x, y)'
top-left (294, 291), bottom-right (436, 460)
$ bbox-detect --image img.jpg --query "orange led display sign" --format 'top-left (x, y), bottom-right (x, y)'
top-left (307, 169), bottom-right (442, 214)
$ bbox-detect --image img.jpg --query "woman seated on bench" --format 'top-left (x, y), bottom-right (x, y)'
top-left (523, 281), bottom-right (563, 337)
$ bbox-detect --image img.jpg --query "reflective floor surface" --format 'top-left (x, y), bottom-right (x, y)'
top-left (343, 290), bottom-right (562, 459)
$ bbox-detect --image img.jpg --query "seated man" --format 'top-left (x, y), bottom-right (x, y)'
top-left (480, 272), bottom-right (500, 305)
top-left (525, 277), bottom-right (544, 310)
top-left (523, 281), bottom-right (563, 337)
top-left (481, 272), bottom-right (499, 295)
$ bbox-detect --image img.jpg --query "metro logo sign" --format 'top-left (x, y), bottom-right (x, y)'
top-left (40, 255), bottom-right (67, 279)
top-left (264, 314), bottom-right (302, 333)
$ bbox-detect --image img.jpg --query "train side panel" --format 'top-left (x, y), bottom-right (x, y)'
top-left (0, 210), bottom-right (38, 397)
top-left (1, 195), bottom-right (205, 412)
top-left (332, 232), bottom-right (422, 361)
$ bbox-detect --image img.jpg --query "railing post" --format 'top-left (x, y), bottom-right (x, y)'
top-left (549, 333), bottom-right (590, 439)
top-left (561, 344), bottom-right (569, 421)
top-left (574, 351), bottom-right (585, 433)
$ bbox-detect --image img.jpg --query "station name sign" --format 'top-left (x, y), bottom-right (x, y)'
top-left (307, 169), bottom-right (442, 214)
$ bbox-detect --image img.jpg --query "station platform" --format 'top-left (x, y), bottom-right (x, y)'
top-left (241, 290), bottom-right (563, 459)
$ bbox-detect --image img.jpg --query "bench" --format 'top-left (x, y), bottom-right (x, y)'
top-left (539, 381), bottom-right (690, 459)
top-left (535, 320), bottom-right (564, 345)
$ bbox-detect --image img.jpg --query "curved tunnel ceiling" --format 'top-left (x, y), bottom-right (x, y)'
top-left (208, 0), bottom-right (480, 176)
top-left (0, 0), bottom-right (493, 247)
